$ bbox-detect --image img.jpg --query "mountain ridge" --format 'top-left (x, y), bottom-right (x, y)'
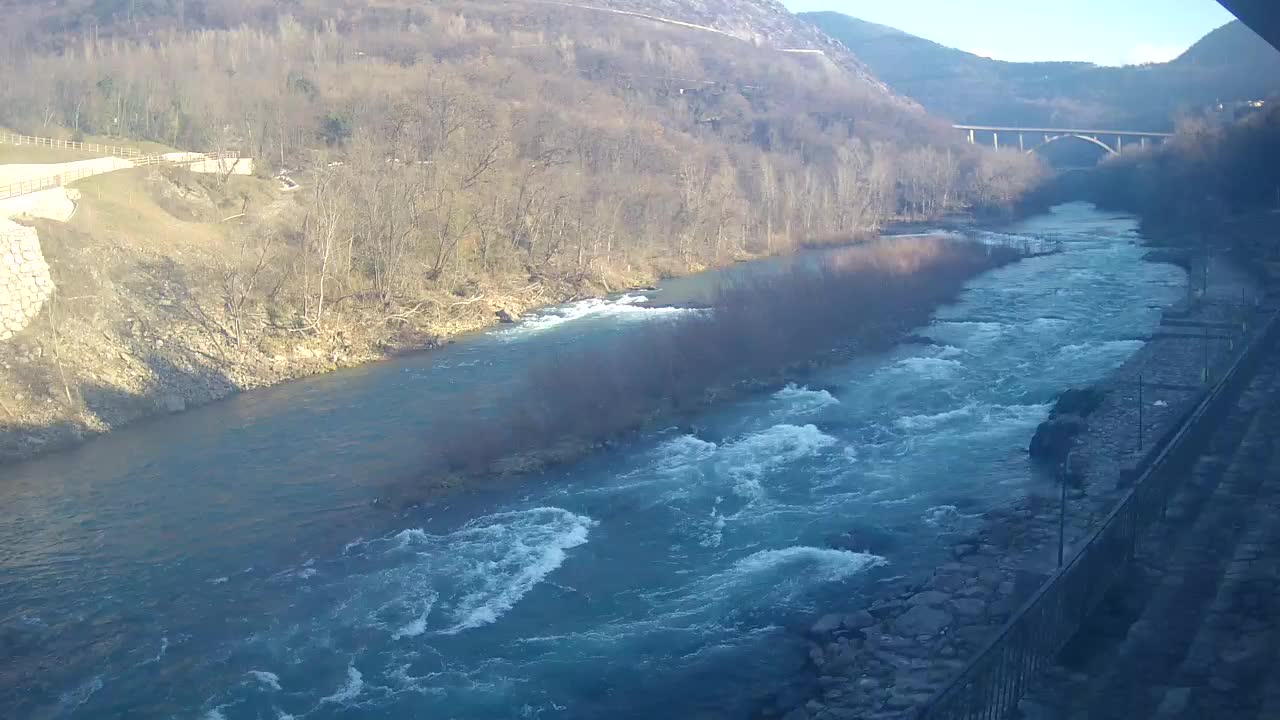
top-left (802, 12), bottom-right (1280, 130)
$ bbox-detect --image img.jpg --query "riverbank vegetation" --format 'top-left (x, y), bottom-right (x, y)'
top-left (0, 0), bottom-right (1046, 464)
top-left (1023, 106), bottom-right (1280, 263)
top-left (0, 0), bottom-right (1046, 297)
top-left (429, 237), bottom-right (1025, 484)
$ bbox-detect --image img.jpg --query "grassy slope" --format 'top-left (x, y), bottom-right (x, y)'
top-left (0, 167), bottom-right (295, 460)
top-left (0, 160), bottom-right (670, 463)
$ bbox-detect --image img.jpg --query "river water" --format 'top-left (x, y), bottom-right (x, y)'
top-left (0, 204), bottom-right (1186, 719)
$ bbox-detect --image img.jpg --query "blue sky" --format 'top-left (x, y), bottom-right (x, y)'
top-left (782, 0), bottom-right (1238, 66)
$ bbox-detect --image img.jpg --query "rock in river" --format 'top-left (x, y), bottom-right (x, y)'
top-left (1029, 414), bottom-right (1085, 464)
top-left (1051, 387), bottom-right (1107, 418)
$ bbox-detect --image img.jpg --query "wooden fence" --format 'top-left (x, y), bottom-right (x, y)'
top-left (0, 132), bottom-right (146, 159)
top-left (0, 151), bottom-right (243, 202)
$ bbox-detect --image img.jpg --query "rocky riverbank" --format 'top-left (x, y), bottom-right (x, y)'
top-left (766, 251), bottom-right (1270, 720)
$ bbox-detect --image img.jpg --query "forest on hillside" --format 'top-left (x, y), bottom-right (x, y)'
top-left (0, 0), bottom-right (1043, 337)
top-left (1080, 108), bottom-right (1280, 246)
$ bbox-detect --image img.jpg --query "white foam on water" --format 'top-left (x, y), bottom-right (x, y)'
top-left (208, 576), bottom-right (228, 585)
top-left (719, 424), bottom-right (838, 503)
top-left (1058, 339), bottom-right (1144, 362)
top-left (924, 505), bottom-right (961, 528)
top-left (343, 508), bottom-right (596, 638)
top-left (203, 709), bottom-right (227, 720)
top-left (870, 492), bottom-right (922, 506)
top-left (1030, 317), bottom-right (1070, 329)
top-left (498, 293), bottom-right (695, 338)
top-left (772, 384), bottom-right (840, 415)
top-left (248, 670), bottom-right (282, 691)
top-left (441, 508), bottom-right (595, 634)
top-left (974, 403), bottom-right (1054, 437)
top-left (887, 357), bottom-right (963, 381)
top-left (932, 320), bottom-right (1007, 348)
top-left (391, 590), bottom-right (438, 640)
top-left (648, 546), bottom-right (888, 622)
top-left (290, 508), bottom-right (598, 665)
top-left (59, 675), bottom-right (103, 711)
top-left (728, 546), bottom-right (887, 585)
top-left (654, 434), bottom-right (718, 472)
top-left (143, 636), bottom-right (169, 665)
top-left (320, 665), bottom-right (364, 705)
top-left (700, 503), bottom-right (728, 549)
top-left (895, 402), bottom-right (1051, 440)
top-left (896, 404), bottom-right (978, 431)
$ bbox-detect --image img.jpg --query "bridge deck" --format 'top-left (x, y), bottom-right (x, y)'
top-left (953, 124), bottom-right (1174, 137)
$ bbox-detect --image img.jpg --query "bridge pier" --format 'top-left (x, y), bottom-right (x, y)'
top-left (968, 129), bottom-right (975, 145)
top-left (1019, 133), bottom-right (1025, 151)
top-left (993, 132), bottom-right (999, 150)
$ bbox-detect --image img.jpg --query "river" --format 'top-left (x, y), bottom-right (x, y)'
top-left (0, 203), bottom-right (1186, 719)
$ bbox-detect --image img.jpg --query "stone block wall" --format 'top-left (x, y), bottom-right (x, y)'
top-left (0, 219), bottom-right (54, 341)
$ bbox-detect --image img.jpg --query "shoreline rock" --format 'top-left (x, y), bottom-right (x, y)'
top-left (1028, 387), bottom-right (1108, 465)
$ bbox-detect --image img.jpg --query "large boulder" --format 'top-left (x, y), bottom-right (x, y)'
top-left (495, 308), bottom-right (521, 324)
top-left (1029, 414), bottom-right (1085, 463)
top-left (1051, 387), bottom-right (1107, 418)
top-left (810, 610), bottom-right (876, 636)
top-left (894, 604), bottom-right (953, 636)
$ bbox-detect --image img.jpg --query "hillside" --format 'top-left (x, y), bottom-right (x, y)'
top-left (803, 13), bottom-right (1280, 130)
top-left (0, 0), bottom-right (1043, 462)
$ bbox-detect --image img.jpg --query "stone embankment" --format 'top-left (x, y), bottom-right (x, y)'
top-left (0, 219), bottom-right (53, 341)
top-left (767, 256), bottom-right (1270, 720)
top-left (1020, 350), bottom-right (1280, 719)
top-left (0, 142), bottom-right (253, 344)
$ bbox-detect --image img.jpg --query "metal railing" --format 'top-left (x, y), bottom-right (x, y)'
top-left (916, 306), bottom-right (1280, 720)
top-left (0, 132), bottom-right (146, 158)
top-left (0, 151), bottom-right (243, 201)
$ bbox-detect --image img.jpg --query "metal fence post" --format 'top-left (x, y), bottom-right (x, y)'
top-left (1137, 374), bottom-right (1144, 452)
top-left (1059, 453), bottom-right (1069, 568)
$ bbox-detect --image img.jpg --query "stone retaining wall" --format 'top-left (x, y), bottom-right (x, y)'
top-left (0, 219), bottom-right (53, 341)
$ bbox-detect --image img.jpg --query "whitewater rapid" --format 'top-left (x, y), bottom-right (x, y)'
top-left (0, 204), bottom-right (1188, 720)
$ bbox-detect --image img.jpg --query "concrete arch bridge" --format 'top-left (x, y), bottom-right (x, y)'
top-left (954, 125), bottom-right (1175, 156)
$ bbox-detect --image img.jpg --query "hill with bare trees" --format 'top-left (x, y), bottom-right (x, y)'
top-left (0, 0), bottom-right (1044, 460)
